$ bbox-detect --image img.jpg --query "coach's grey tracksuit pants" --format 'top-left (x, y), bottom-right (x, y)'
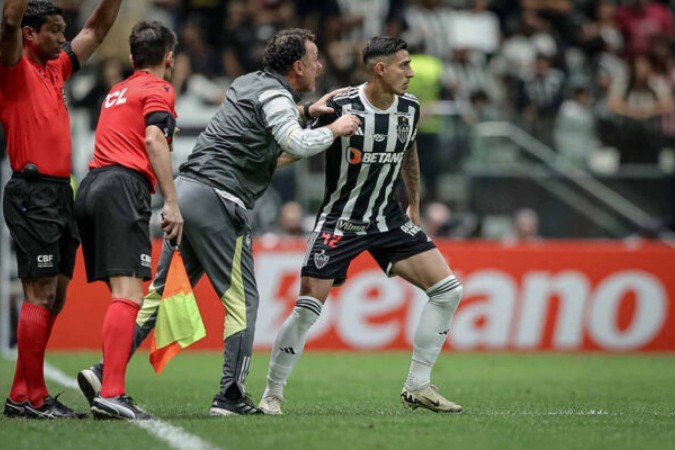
top-left (130, 175), bottom-right (259, 399)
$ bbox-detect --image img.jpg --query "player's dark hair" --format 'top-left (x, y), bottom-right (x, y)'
top-left (129, 21), bottom-right (177, 69)
top-left (362, 36), bottom-right (408, 65)
top-left (263, 28), bottom-right (315, 75)
top-left (21, 0), bottom-right (63, 30)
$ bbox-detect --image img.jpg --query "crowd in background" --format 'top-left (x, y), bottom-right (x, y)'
top-left (44, 0), bottom-right (675, 238)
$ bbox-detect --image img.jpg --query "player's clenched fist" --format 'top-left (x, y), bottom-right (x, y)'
top-left (327, 114), bottom-right (361, 137)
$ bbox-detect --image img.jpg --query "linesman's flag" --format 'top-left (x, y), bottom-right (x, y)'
top-left (150, 248), bottom-right (206, 375)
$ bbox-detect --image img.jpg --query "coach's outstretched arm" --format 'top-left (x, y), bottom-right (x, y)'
top-left (70, 0), bottom-right (122, 65)
top-left (262, 90), bottom-right (360, 159)
top-left (0, 0), bottom-right (28, 66)
top-left (401, 142), bottom-right (422, 226)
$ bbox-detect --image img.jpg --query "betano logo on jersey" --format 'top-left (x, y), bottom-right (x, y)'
top-left (347, 147), bottom-right (404, 165)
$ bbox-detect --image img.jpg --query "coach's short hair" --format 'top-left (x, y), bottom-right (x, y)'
top-left (263, 28), bottom-right (315, 75)
top-left (129, 21), bottom-right (177, 69)
top-left (21, 0), bottom-right (62, 30)
top-left (362, 36), bottom-right (408, 65)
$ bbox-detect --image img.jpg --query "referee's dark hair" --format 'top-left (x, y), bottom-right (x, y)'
top-left (362, 36), bottom-right (408, 65)
top-left (129, 21), bottom-right (177, 69)
top-left (263, 28), bottom-right (316, 75)
top-left (21, 0), bottom-right (62, 31)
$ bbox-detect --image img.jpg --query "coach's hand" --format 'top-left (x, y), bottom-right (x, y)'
top-left (309, 87), bottom-right (351, 117)
top-left (327, 114), bottom-right (361, 138)
top-left (161, 202), bottom-right (184, 245)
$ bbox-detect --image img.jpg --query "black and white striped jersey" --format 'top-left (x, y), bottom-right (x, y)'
top-left (311, 84), bottom-right (420, 235)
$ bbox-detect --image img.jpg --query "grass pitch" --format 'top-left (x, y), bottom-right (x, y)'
top-left (1, 352), bottom-right (674, 450)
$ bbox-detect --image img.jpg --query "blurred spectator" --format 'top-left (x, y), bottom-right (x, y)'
top-left (178, 0), bottom-right (227, 48)
top-left (294, 0), bottom-right (342, 45)
top-left (588, 0), bottom-right (628, 151)
top-left (221, 0), bottom-right (292, 80)
top-left (513, 207), bottom-right (541, 241)
top-left (520, 0), bottom-right (579, 49)
top-left (554, 85), bottom-right (599, 168)
top-left (407, 51), bottom-right (445, 200)
top-left (317, 40), bottom-right (363, 92)
top-left (615, 0), bottom-right (674, 58)
top-left (173, 20), bottom-right (226, 106)
top-left (221, 0), bottom-right (259, 79)
top-left (422, 202), bottom-right (479, 238)
top-left (579, 0), bottom-right (623, 58)
top-left (493, 10), bottom-right (559, 80)
top-left (277, 201), bottom-right (306, 236)
top-left (74, 58), bottom-right (127, 129)
top-left (441, 47), bottom-right (502, 176)
top-left (465, 89), bottom-right (504, 164)
top-left (447, 0), bottom-right (501, 56)
top-left (443, 48), bottom-right (502, 103)
top-left (650, 36), bottom-right (675, 150)
top-left (423, 201), bottom-right (453, 237)
top-left (333, 0), bottom-right (403, 45)
top-left (146, 0), bottom-right (179, 28)
top-left (468, 89), bottom-right (502, 123)
top-left (515, 53), bottom-right (566, 148)
top-left (180, 19), bottom-right (223, 79)
top-left (403, 0), bottom-right (455, 61)
top-left (54, 0), bottom-right (83, 41)
top-left (607, 55), bottom-right (672, 164)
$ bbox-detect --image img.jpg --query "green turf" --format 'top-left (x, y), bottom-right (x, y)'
top-left (1, 352), bottom-right (674, 450)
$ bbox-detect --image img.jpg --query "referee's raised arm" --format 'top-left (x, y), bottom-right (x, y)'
top-left (70, 0), bottom-right (122, 66)
top-left (0, 0), bottom-right (28, 66)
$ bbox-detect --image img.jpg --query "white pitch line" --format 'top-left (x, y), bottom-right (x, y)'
top-left (473, 410), bottom-right (610, 416)
top-left (42, 361), bottom-right (222, 450)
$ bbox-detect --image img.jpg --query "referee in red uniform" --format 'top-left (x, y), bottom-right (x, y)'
top-left (0, 0), bottom-right (123, 419)
top-left (74, 21), bottom-right (182, 421)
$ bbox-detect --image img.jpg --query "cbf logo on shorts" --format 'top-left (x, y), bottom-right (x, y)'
top-left (37, 254), bottom-right (54, 269)
top-left (141, 254), bottom-right (152, 268)
top-left (314, 250), bottom-right (330, 269)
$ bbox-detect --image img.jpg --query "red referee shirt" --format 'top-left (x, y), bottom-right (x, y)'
top-left (0, 49), bottom-right (78, 178)
top-left (90, 71), bottom-right (176, 192)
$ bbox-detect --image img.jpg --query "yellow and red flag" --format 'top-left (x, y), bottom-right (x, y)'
top-left (150, 248), bottom-right (206, 375)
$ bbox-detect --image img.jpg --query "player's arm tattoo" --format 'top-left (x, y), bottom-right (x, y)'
top-left (401, 142), bottom-right (421, 224)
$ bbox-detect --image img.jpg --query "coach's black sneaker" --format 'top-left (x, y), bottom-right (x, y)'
top-left (23, 394), bottom-right (87, 419)
top-left (3, 398), bottom-right (28, 418)
top-left (77, 365), bottom-right (103, 406)
top-left (91, 394), bottom-right (153, 421)
top-left (209, 392), bottom-right (263, 416)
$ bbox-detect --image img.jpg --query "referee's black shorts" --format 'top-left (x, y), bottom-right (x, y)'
top-left (75, 165), bottom-right (153, 282)
top-left (2, 174), bottom-right (80, 279)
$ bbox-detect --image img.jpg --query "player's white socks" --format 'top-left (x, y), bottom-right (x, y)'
top-left (264, 296), bottom-right (323, 399)
top-left (405, 276), bottom-right (462, 390)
